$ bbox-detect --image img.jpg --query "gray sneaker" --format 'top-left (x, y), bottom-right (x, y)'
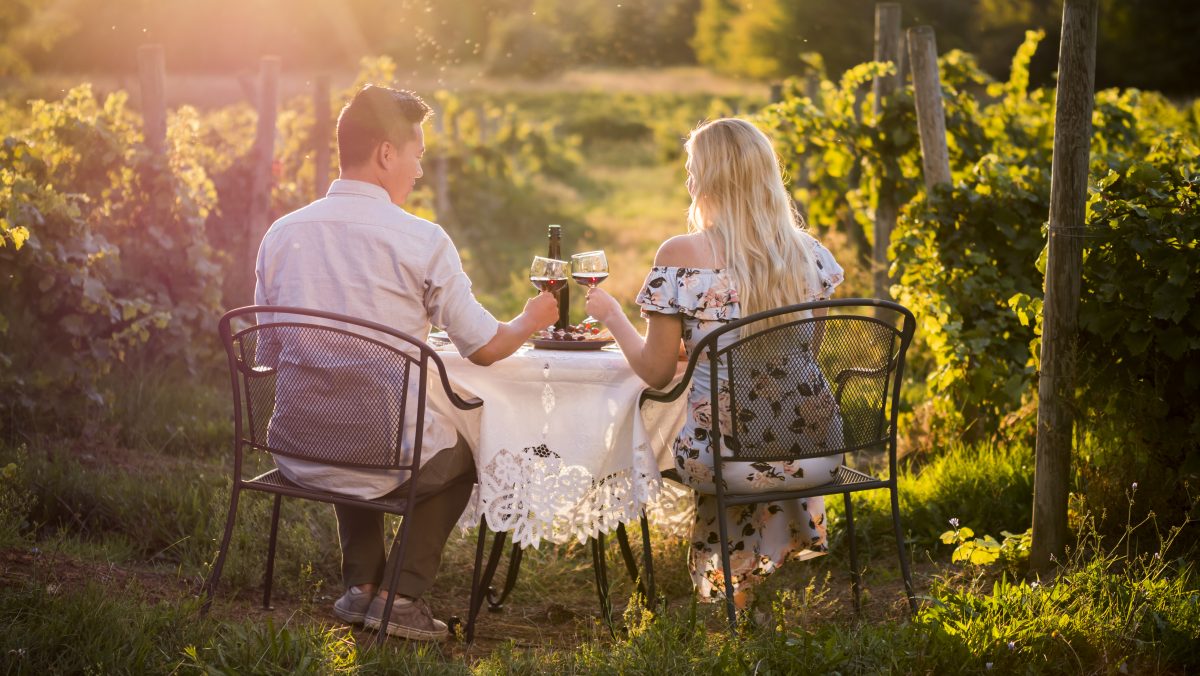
top-left (363, 595), bottom-right (449, 641)
top-left (332, 587), bottom-right (372, 625)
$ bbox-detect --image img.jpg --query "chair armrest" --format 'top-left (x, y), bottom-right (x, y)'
top-left (452, 394), bottom-right (483, 410)
top-left (429, 351), bottom-right (484, 410)
top-left (640, 380), bottom-right (688, 405)
top-left (638, 344), bottom-right (706, 406)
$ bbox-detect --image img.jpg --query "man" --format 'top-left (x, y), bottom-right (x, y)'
top-left (254, 85), bottom-right (558, 640)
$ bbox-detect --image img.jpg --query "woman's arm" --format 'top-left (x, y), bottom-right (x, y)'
top-left (585, 288), bottom-right (682, 389)
top-left (585, 235), bottom-right (709, 388)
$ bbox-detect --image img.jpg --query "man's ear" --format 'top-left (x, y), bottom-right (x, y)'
top-left (373, 140), bottom-right (393, 169)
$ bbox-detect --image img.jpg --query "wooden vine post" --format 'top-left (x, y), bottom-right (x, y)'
top-left (312, 74), bottom-right (332, 199)
top-left (1031, 0), bottom-right (1099, 573)
top-left (246, 56), bottom-right (281, 296)
top-left (907, 26), bottom-right (952, 189)
top-left (137, 45), bottom-right (167, 155)
top-left (872, 2), bottom-right (903, 305)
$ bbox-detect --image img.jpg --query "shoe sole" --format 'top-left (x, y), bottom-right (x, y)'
top-left (332, 605), bottom-right (367, 625)
top-left (363, 616), bottom-right (448, 641)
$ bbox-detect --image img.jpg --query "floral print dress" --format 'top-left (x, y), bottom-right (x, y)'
top-left (635, 232), bottom-right (846, 603)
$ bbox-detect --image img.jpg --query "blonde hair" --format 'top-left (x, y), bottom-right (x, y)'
top-left (685, 118), bottom-right (821, 327)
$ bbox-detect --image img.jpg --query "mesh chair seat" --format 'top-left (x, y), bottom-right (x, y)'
top-left (244, 468), bottom-right (414, 513)
top-left (831, 464), bottom-right (884, 489)
top-left (666, 464), bottom-right (888, 505)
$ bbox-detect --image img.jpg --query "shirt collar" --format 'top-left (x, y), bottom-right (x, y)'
top-left (326, 178), bottom-right (391, 202)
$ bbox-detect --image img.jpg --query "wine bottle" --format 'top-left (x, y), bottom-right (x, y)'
top-left (547, 224), bottom-right (570, 330)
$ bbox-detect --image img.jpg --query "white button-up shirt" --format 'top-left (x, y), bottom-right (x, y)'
top-left (254, 179), bottom-right (498, 499)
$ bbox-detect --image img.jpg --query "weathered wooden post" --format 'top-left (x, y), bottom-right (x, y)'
top-left (312, 74), bottom-right (332, 198)
top-left (907, 26), bottom-right (952, 189)
top-left (246, 56), bottom-right (281, 293)
top-left (873, 3), bottom-right (904, 102)
top-left (872, 2), bottom-right (903, 304)
top-left (137, 45), bottom-right (167, 154)
top-left (1031, 0), bottom-right (1099, 573)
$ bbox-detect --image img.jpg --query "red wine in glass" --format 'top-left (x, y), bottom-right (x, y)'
top-left (531, 276), bottom-right (568, 292)
top-left (571, 272), bottom-right (608, 286)
top-left (570, 251), bottom-right (609, 289)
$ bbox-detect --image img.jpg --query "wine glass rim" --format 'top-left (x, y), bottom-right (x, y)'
top-left (532, 256), bottom-right (569, 264)
top-left (570, 250), bottom-right (606, 259)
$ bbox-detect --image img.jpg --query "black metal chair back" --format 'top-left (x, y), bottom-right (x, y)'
top-left (225, 307), bottom-right (439, 473)
top-left (637, 298), bottom-right (917, 631)
top-left (708, 299), bottom-right (911, 473)
top-left (202, 306), bottom-right (481, 646)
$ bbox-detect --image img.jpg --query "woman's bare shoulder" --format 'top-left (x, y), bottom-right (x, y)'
top-left (654, 233), bottom-right (715, 268)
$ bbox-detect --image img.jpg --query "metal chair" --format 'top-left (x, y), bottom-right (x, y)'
top-left (635, 298), bottom-right (918, 631)
top-left (199, 306), bottom-right (481, 646)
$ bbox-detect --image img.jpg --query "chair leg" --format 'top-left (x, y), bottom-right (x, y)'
top-left (466, 519), bottom-right (489, 644)
top-left (843, 492), bottom-right (862, 614)
top-left (485, 544), bottom-right (523, 610)
top-left (639, 511), bottom-right (657, 611)
top-left (374, 516), bottom-right (414, 647)
top-left (714, 504), bottom-right (737, 634)
top-left (591, 532), bottom-right (617, 633)
top-left (200, 485), bottom-right (241, 615)
top-left (615, 523), bottom-right (647, 601)
top-left (262, 493), bottom-right (282, 610)
top-left (466, 520), bottom-right (509, 644)
top-left (890, 486), bottom-right (917, 614)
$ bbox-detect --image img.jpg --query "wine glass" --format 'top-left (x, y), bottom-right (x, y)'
top-left (530, 256), bottom-right (569, 295)
top-left (571, 250), bottom-right (608, 325)
top-left (570, 250), bottom-right (609, 288)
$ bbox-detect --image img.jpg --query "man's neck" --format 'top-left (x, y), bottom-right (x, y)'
top-left (338, 168), bottom-right (382, 187)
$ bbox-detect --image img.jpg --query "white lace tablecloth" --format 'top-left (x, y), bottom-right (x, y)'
top-left (427, 344), bottom-right (691, 548)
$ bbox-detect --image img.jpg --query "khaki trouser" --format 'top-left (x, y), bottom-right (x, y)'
top-left (334, 434), bottom-right (475, 598)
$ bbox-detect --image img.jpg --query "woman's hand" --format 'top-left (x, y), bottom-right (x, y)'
top-left (584, 286), bottom-right (682, 389)
top-left (584, 287), bottom-right (623, 325)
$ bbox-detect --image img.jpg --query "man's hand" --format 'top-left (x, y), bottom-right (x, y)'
top-left (466, 291), bottom-right (558, 366)
top-left (584, 287), bottom-right (622, 325)
top-left (525, 291), bottom-right (559, 329)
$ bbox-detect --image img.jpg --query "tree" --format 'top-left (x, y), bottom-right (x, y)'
top-left (0, 0), bottom-right (75, 76)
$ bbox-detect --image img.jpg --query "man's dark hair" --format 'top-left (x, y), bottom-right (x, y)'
top-left (336, 85), bottom-right (432, 169)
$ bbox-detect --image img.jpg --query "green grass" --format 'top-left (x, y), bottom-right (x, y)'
top-left (4, 410), bottom-right (1199, 674)
top-left (103, 357), bottom-right (232, 458)
top-left (868, 441), bottom-right (1035, 544)
top-left (3, 548), bottom-right (1197, 674)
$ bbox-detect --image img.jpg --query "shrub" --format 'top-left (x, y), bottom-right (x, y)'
top-left (0, 86), bottom-right (225, 434)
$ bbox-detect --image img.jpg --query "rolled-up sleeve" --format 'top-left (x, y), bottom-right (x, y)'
top-left (424, 236), bottom-right (500, 356)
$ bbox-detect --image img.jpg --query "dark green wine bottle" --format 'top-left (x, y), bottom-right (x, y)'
top-left (547, 224), bottom-right (570, 330)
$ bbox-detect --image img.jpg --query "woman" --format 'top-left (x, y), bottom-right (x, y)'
top-left (585, 118), bottom-right (845, 608)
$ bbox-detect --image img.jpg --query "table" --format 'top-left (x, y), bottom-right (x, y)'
top-left (427, 343), bottom-right (694, 639)
top-left (428, 343), bottom-right (691, 549)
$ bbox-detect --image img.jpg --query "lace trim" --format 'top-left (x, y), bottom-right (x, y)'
top-left (457, 442), bottom-right (694, 548)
